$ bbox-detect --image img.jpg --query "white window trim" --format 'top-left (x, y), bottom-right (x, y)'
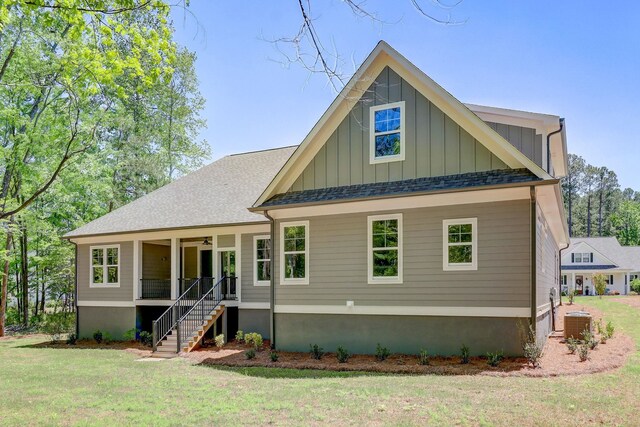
top-left (443, 218), bottom-right (478, 271)
top-left (89, 244), bottom-right (120, 288)
top-left (280, 221), bottom-right (310, 285)
top-left (253, 235), bottom-right (271, 287)
top-left (369, 101), bottom-right (406, 164)
top-left (367, 213), bottom-right (403, 284)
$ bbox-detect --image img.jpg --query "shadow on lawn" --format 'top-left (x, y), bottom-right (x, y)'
top-left (201, 364), bottom-right (386, 379)
top-left (15, 339), bottom-right (152, 354)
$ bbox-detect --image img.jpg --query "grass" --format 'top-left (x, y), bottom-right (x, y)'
top-left (0, 296), bottom-right (638, 426)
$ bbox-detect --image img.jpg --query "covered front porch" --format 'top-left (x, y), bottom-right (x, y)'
top-left (562, 268), bottom-right (632, 296)
top-left (135, 235), bottom-right (238, 301)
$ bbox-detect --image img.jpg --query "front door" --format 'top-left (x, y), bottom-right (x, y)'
top-left (220, 250), bottom-right (237, 299)
top-left (575, 275), bottom-right (584, 295)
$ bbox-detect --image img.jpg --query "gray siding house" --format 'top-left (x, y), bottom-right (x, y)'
top-left (65, 41), bottom-right (569, 356)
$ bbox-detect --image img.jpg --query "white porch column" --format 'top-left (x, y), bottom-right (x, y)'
top-left (170, 237), bottom-right (179, 299)
top-left (132, 240), bottom-right (141, 300)
top-left (571, 272), bottom-right (575, 293)
top-left (627, 273), bottom-right (630, 295)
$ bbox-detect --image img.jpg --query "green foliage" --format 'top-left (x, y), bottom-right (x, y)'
top-left (244, 332), bottom-right (263, 350)
top-left (375, 343), bottom-right (391, 362)
top-left (578, 343), bottom-right (589, 362)
top-left (566, 338), bottom-right (578, 354)
top-left (418, 349), bottom-right (430, 366)
top-left (309, 344), bottom-right (324, 360)
top-left (235, 330), bottom-right (244, 343)
top-left (269, 351), bottom-right (279, 362)
top-left (567, 289), bottom-right (575, 305)
top-left (123, 328), bottom-right (138, 342)
top-left (215, 334), bottom-right (225, 348)
top-left (519, 322), bottom-right (544, 368)
top-left (66, 333), bottom-right (77, 345)
top-left (336, 346), bottom-right (350, 363)
top-left (606, 321), bottom-right (615, 339)
top-left (245, 349), bottom-right (256, 360)
top-left (103, 332), bottom-right (113, 345)
top-left (93, 330), bottom-right (103, 344)
top-left (41, 313), bottom-right (74, 342)
top-left (139, 331), bottom-right (152, 347)
top-left (460, 344), bottom-right (470, 364)
top-left (486, 350), bottom-right (504, 367)
top-left (630, 279), bottom-right (640, 294)
top-left (592, 274), bottom-right (607, 298)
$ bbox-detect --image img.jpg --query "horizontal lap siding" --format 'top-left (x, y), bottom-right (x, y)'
top-left (240, 233), bottom-right (270, 303)
top-left (536, 205), bottom-right (559, 308)
top-left (77, 242), bottom-right (133, 302)
top-left (275, 200), bottom-right (531, 307)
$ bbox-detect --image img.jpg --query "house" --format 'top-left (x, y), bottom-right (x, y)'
top-left (561, 237), bottom-right (640, 296)
top-left (64, 41), bottom-right (569, 357)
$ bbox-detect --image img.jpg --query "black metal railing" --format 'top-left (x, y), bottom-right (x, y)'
top-left (175, 276), bottom-right (225, 352)
top-left (222, 276), bottom-right (237, 300)
top-left (140, 279), bottom-right (171, 299)
top-left (152, 278), bottom-right (204, 351)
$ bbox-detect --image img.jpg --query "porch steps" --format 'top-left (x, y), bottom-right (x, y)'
top-left (150, 305), bottom-right (225, 358)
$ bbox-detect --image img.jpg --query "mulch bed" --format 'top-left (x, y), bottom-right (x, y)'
top-left (186, 303), bottom-right (635, 377)
top-left (20, 336), bottom-right (153, 357)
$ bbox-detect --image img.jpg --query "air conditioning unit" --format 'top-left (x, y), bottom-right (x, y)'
top-left (564, 311), bottom-right (592, 339)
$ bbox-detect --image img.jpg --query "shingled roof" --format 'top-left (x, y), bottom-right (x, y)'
top-left (65, 146), bottom-right (297, 238)
top-left (258, 168), bottom-right (541, 208)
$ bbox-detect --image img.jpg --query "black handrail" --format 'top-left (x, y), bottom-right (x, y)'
top-left (152, 277), bottom-right (210, 351)
top-left (175, 276), bottom-right (225, 352)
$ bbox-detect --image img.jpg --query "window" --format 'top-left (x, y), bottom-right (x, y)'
top-left (254, 236), bottom-right (271, 286)
top-left (90, 245), bottom-right (119, 287)
top-left (443, 218), bottom-right (478, 271)
top-left (573, 252), bottom-right (592, 263)
top-left (367, 214), bottom-right (403, 284)
top-left (280, 221), bottom-right (309, 285)
top-left (369, 101), bottom-right (405, 164)
top-left (561, 275), bottom-right (567, 286)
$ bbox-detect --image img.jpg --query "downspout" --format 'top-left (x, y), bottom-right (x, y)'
top-left (546, 118), bottom-right (564, 174)
top-left (71, 241), bottom-right (79, 338)
top-left (263, 210), bottom-right (276, 349)
top-left (530, 186), bottom-right (537, 328)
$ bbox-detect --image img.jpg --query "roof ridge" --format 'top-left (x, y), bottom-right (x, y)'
top-left (228, 145), bottom-right (298, 157)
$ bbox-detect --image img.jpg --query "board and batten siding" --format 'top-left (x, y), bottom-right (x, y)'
top-left (274, 200), bottom-right (531, 308)
top-left (486, 122), bottom-right (543, 169)
top-left (288, 66), bottom-right (509, 192)
top-left (536, 205), bottom-right (560, 308)
top-left (77, 242), bottom-right (133, 302)
top-left (240, 233), bottom-right (270, 303)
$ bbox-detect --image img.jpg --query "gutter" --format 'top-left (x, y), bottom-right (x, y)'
top-left (558, 241), bottom-right (570, 306)
top-left (546, 118), bottom-right (564, 174)
top-left (263, 210), bottom-right (276, 349)
top-left (530, 186), bottom-right (537, 327)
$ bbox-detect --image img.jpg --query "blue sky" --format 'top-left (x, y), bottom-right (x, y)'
top-left (171, 1), bottom-right (640, 189)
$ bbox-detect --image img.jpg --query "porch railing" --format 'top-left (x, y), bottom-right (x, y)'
top-left (222, 276), bottom-right (237, 300)
top-left (175, 276), bottom-right (225, 352)
top-left (140, 279), bottom-right (171, 299)
top-left (152, 278), bottom-right (203, 351)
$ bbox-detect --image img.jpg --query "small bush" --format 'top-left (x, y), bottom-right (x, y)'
top-left (566, 338), bottom-right (578, 354)
top-left (235, 330), bottom-right (244, 343)
top-left (270, 351), bottom-right (279, 362)
top-left (578, 343), bottom-right (589, 362)
top-left (103, 332), bottom-right (112, 345)
top-left (123, 328), bottom-right (138, 342)
top-left (245, 332), bottom-right (263, 350)
top-left (139, 331), bottom-right (153, 347)
top-left (93, 330), bottom-right (103, 344)
top-left (418, 349), bottom-right (430, 366)
top-left (215, 334), bottom-right (225, 348)
top-left (588, 337), bottom-right (599, 350)
top-left (630, 278), bottom-right (640, 294)
top-left (519, 322), bottom-right (543, 368)
top-left (309, 344), bottom-right (324, 360)
top-left (42, 313), bottom-right (73, 342)
top-left (568, 290), bottom-right (575, 305)
top-left (245, 349), bottom-right (256, 360)
top-left (593, 273), bottom-right (607, 298)
top-left (336, 346), bottom-right (350, 363)
top-left (375, 343), bottom-right (391, 362)
top-left (596, 320), bottom-right (604, 336)
top-left (460, 344), bottom-right (470, 364)
top-left (66, 333), bottom-right (77, 345)
top-left (606, 321), bottom-right (615, 339)
top-left (581, 327), bottom-right (593, 343)
top-left (486, 350), bottom-right (504, 367)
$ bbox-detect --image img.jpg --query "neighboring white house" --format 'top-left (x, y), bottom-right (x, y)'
top-left (561, 237), bottom-right (640, 296)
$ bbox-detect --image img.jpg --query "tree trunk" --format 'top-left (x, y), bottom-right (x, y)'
top-left (568, 179), bottom-right (573, 237)
top-left (19, 222), bottom-right (28, 325)
top-left (40, 269), bottom-right (46, 314)
top-left (587, 194), bottom-right (592, 237)
top-left (0, 223), bottom-right (12, 337)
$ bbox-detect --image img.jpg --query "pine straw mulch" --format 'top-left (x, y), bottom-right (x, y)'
top-left (186, 303), bottom-right (635, 378)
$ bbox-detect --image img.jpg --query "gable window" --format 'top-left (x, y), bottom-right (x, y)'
top-left (369, 101), bottom-right (405, 164)
top-left (443, 218), bottom-right (478, 271)
top-left (280, 221), bottom-right (309, 285)
top-left (367, 214), bottom-right (403, 284)
top-left (573, 252), bottom-right (592, 263)
top-left (90, 245), bottom-right (120, 287)
top-left (254, 236), bottom-right (271, 286)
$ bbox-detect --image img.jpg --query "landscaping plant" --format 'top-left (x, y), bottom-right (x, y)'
top-left (592, 273), bottom-right (607, 298)
top-left (336, 346), bottom-right (350, 363)
top-left (245, 349), bottom-right (256, 360)
top-left (215, 334), bottom-right (225, 348)
top-left (418, 349), bottom-right (430, 366)
top-left (66, 333), bottom-right (77, 345)
top-left (270, 351), bottom-right (279, 362)
top-left (103, 332), bottom-right (113, 345)
top-left (235, 330), bottom-right (244, 343)
top-left (309, 344), bottom-right (324, 360)
top-left (245, 333), bottom-right (263, 350)
top-left (519, 322), bottom-right (544, 368)
top-left (375, 343), bottom-right (391, 362)
top-left (93, 330), bottom-right (103, 344)
top-left (566, 338), bottom-right (578, 354)
top-left (630, 278), bottom-right (640, 294)
top-left (606, 321), bottom-right (615, 339)
top-left (486, 350), bottom-right (504, 367)
top-left (460, 344), bottom-right (470, 364)
top-left (578, 343), bottom-right (589, 362)
top-left (567, 289), bottom-right (575, 305)
top-left (139, 331), bottom-right (153, 347)
top-left (123, 328), bottom-right (138, 342)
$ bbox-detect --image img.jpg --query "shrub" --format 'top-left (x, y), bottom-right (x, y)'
top-left (567, 290), bottom-right (575, 305)
top-left (588, 336), bottom-right (599, 350)
top-left (235, 330), bottom-right (244, 343)
top-left (592, 273), bottom-right (607, 298)
top-left (245, 332), bottom-right (263, 350)
top-left (460, 344), bottom-right (470, 364)
top-left (103, 332), bottom-right (112, 345)
top-left (518, 322), bottom-right (544, 368)
top-left (375, 343), bottom-right (391, 362)
top-left (309, 344), bottom-right (324, 360)
top-left (93, 330), bottom-right (103, 344)
top-left (42, 313), bottom-right (73, 342)
top-left (578, 343), bottom-right (589, 362)
top-left (123, 328), bottom-right (138, 342)
top-left (596, 320), bottom-right (604, 336)
top-left (139, 331), bottom-right (153, 347)
top-left (486, 350), bottom-right (504, 367)
top-left (581, 327), bottom-right (593, 343)
top-left (245, 349), bottom-right (256, 360)
top-left (606, 321), bottom-right (615, 339)
top-left (566, 338), bottom-right (578, 354)
top-left (418, 349), bottom-right (430, 366)
top-left (215, 334), bottom-right (225, 348)
top-left (336, 346), bottom-right (350, 363)
top-left (270, 351), bottom-right (279, 362)
top-left (66, 333), bottom-right (77, 345)
top-left (630, 278), bottom-right (640, 294)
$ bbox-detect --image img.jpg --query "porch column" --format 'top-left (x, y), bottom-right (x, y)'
top-left (626, 273), bottom-right (630, 295)
top-left (132, 239), bottom-right (141, 300)
top-left (170, 237), bottom-right (179, 299)
top-left (571, 272), bottom-right (575, 293)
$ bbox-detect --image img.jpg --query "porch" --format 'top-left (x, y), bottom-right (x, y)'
top-left (135, 236), bottom-right (239, 301)
top-left (561, 269), bottom-right (631, 296)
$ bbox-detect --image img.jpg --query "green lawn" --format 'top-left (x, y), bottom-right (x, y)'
top-left (1, 297), bottom-right (639, 426)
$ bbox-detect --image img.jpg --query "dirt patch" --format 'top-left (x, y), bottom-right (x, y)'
top-left (185, 304), bottom-right (634, 377)
top-left (23, 339), bottom-right (153, 357)
top-left (611, 295), bottom-right (640, 309)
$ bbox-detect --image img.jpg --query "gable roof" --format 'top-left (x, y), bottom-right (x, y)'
top-left (563, 237), bottom-right (640, 271)
top-left (253, 41), bottom-right (553, 208)
top-left (65, 146), bottom-right (297, 238)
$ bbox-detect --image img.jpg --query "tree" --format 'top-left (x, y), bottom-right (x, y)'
top-left (592, 273), bottom-right (607, 298)
top-left (611, 200), bottom-right (640, 245)
top-left (562, 154), bottom-right (585, 236)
